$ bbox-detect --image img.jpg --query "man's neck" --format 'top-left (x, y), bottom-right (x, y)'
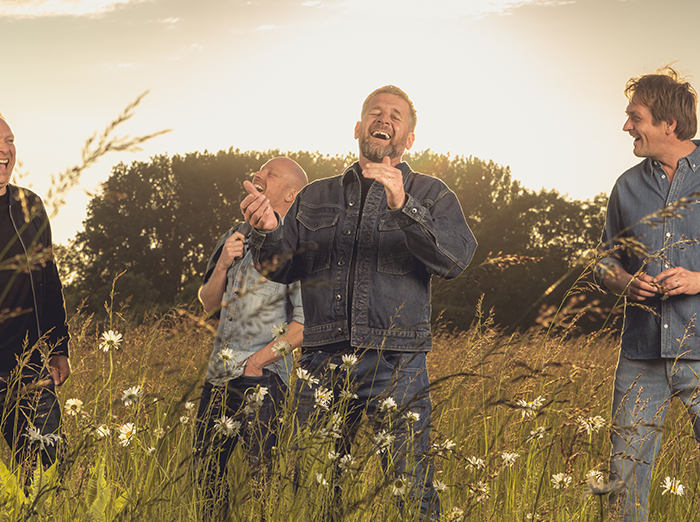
top-left (655, 140), bottom-right (697, 182)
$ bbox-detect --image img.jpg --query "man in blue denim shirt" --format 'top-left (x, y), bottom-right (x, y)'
top-left (242, 86), bottom-right (477, 520)
top-left (194, 157), bottom-right (307, 519)
top-left (596, 66), bottom-right (700, 521)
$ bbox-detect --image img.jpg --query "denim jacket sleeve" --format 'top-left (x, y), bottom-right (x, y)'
top-left (389, 178), bottom-right (477, 280)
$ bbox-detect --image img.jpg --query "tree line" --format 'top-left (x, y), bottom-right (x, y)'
top-left (57, 148), bottom-right (613, 331)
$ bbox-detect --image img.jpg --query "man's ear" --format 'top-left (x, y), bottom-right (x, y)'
top-left (665, 119), bottom-right (678, 136)
top-left (285, 189), bottom-right (298, 203)
top-left (354, 121), bottom-right (361, 140)
top-left (405, 132), bottom-right (416, 151)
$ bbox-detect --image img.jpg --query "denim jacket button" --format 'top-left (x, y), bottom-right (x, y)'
top-left (337, 328), bottom-right (343, 334)
top-left (335, 294), bottom-right (342, 301)
top-left (337, 261), bottom-right (345, 266)
top-left (343, 230), bottom-right (351, 235)
top-left (349, 201), bottom-right (355, 206)
top-left (411, 208), bottom-right (418, 214)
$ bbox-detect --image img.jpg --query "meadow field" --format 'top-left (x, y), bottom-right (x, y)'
top-left (1, 291), bottom-right (699, 522)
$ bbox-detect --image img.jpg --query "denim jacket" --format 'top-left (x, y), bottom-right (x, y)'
top-left (249, 162), bottom-right (477, 352)
top-left (597, 141), bottom-right (700, 359)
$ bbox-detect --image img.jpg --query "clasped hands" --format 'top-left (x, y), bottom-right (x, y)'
top-left (627, 267), bottom-right (700, 301)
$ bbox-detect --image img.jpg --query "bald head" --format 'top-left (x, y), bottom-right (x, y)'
top-left (252, 157), bottom-right (308, 216)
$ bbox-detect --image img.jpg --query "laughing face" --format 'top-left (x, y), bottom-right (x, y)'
top-left (250, 158), bottom-right (298, 216)
top-left (623, 98), bottom-right (673, 160)
top-left (0, 118), bottom-right (15, 196)
top-left (355, 93), bottom-right (415, 165)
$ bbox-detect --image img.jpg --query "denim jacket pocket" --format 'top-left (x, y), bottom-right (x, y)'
top-left (377, 217), bottom-right (418, 275)
top-left (297, 209), bottom-right (338, 274)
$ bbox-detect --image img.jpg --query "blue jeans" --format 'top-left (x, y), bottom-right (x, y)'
top-left (293, 349), bottom-right (441, 521)
top-left (609, 354), bottom-right (700, 521)
top-left (193, 370), bottom-right (286, 520)
top-left (0, 369), bottom-right (62, 471)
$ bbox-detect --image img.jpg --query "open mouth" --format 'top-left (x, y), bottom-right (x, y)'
top-left (371, 131), bottom-right (391, 141)
top-left (0, 159), bottom-right (8, 171)
top-left (253, 180), bottom-right (265, 193)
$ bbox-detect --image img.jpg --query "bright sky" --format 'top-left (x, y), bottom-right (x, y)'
top-left (3, 0), bottom-right (699, 243)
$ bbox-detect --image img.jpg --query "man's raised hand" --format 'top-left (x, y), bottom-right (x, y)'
top-left (241, 180), bottom-right (278, 231)
top-left (362, 156), bottom-right (407, 209)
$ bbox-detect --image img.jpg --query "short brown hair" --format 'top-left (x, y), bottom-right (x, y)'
top-left (625, 65), bottom-right (698, 141)
top-left (361, 85), bottom-right (417, 132)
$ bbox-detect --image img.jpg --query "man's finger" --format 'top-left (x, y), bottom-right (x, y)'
top-left (243, 180), bottom-right (261, 197)
top-left (382, 155), bottom-right (392, 166)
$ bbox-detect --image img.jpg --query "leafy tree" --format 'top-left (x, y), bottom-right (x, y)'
top-left (61, 148), bottom-right (609, 331)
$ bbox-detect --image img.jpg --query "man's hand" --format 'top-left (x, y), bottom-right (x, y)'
top-left (49, 355), bottom-right (71, 386)
top-left (218, 231), bottom-right (246, 268)
top-left (241, 181), bottom-right (278, 231)
top-left (243, 355), bottom-right (264, 377)
top-left (654, 266), bottom-right (700, 297)
top-left (627, 273), bottom-right (660, 301)
top-left (362, 156), bottom-right (406, 210)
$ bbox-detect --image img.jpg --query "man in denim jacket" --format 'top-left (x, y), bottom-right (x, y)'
top-left (242, 86), bottom-right (477, 519)
top-left (596, 66), bottom-right (700, 521)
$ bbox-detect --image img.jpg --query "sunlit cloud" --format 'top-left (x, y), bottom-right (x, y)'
top-left (255, 24), bottom-right (279, 31)
top-left (160, 17), bottom-right (179, 24)
top-left (302, 1), bottom-right (323, 6)
top-left (337, 0), bottom-right (573, 19)
top-left (0, 0), bottom-right (151, 18)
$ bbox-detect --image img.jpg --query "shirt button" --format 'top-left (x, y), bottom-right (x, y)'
top-left (336, 294), bottom-right (342, 301)
top-left (666, 232), bottom-right (671, 237)
top-left (661, 174), bottom-right (666, 179)
top-left (664, 324), bottom-right (669, 329)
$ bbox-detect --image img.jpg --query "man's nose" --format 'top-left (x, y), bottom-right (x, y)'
top-left (622, 118), bottom-right (633, 132)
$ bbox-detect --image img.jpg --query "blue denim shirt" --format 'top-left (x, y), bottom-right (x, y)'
top-left (249, 162), bottom-right (477, 352)
top-left (203, 224), bottom-right (304, 386)
top-left (598, 141), bottom-right (700, 359)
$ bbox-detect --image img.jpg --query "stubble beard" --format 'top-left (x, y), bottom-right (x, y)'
top-left (359, 133), bottom-right (406, 163)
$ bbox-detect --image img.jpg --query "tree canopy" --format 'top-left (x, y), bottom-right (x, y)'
top-left (59, 148), bottom-right (610, 330)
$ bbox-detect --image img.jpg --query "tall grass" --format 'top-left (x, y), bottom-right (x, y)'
top-left (2, 292), bottom-right (699, 521)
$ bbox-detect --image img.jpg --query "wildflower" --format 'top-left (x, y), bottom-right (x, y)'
top-left (341, 353), bottom-right (359, 370)
top-left (184, 401), bottom-right (195, 411)
top-left (99, 330), bottom-right (123, 352)
top-left (153, 427), bottom-right (166, 439)
top-left (314, 387), bottom-right (333, 410)
top-left (340, 389), bottom-right (359, 400)
top-left (23, 424), bottom-right (60, 450)
top-left (516, 395), bottom-right (545, 418)
top-left (527, 426), bottom-right (547, 442)
top-left (218, 348), bottom-right (235, 362)
top-left (328, 363), bottom-right (338, 371)
top-left (94, 424), bottom-right (110, 439)
top-left (433, 439), bottom-right (457, 457)
top-left (296, 368), bottom-right (320, 386)
top-left (316, 473), bottom-right (328, 486)
top-left (373, 430), bottom-right (395, 454)
top-left (146, 446), bottom-right (156, 455)
top-left (433, 479), bottom-right (448, 491)
top-left (468, 481), bottom-right (489, 503)
top-left (551, 472), bottom-right (572, 489)
top-left (121, 385), bottom-right (143, 407)
top-left (271, 321), bottom-right (289, 339)
top-left (245, 385), bottom-right (269, 414)
top-left (661, 476), bottom-right (685, 496)
top-left (214, 416), bottom-right (241, 437)
top-left (379, 397), bottom-right (398, 414)
top-left (328, 451), bottom-right (340, 461)
top-left (392, 475), bottom-right (409, 496)
top-left (180, 416), bottom-right (190, 425)
top-left (118, 423), bottom-right (136, 446)
top-left (272, 339), bottom-right (292, 356)
top-left (586, 469), bottom-right (605, 484)
top-left (576, 415), bottom-right (606, 434)
top-left (466, 456), bottom-right (485, 470)
top-left (444, 508), bottom-right (464, 522)
top-left (65, 398), bottom-right (83, 416)
top-left (404, 411), bottom-right (420, 423)
top-left (501, 452), bottom-right (520, 467)
top-left (339, 454), bottom-right (356, 471)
